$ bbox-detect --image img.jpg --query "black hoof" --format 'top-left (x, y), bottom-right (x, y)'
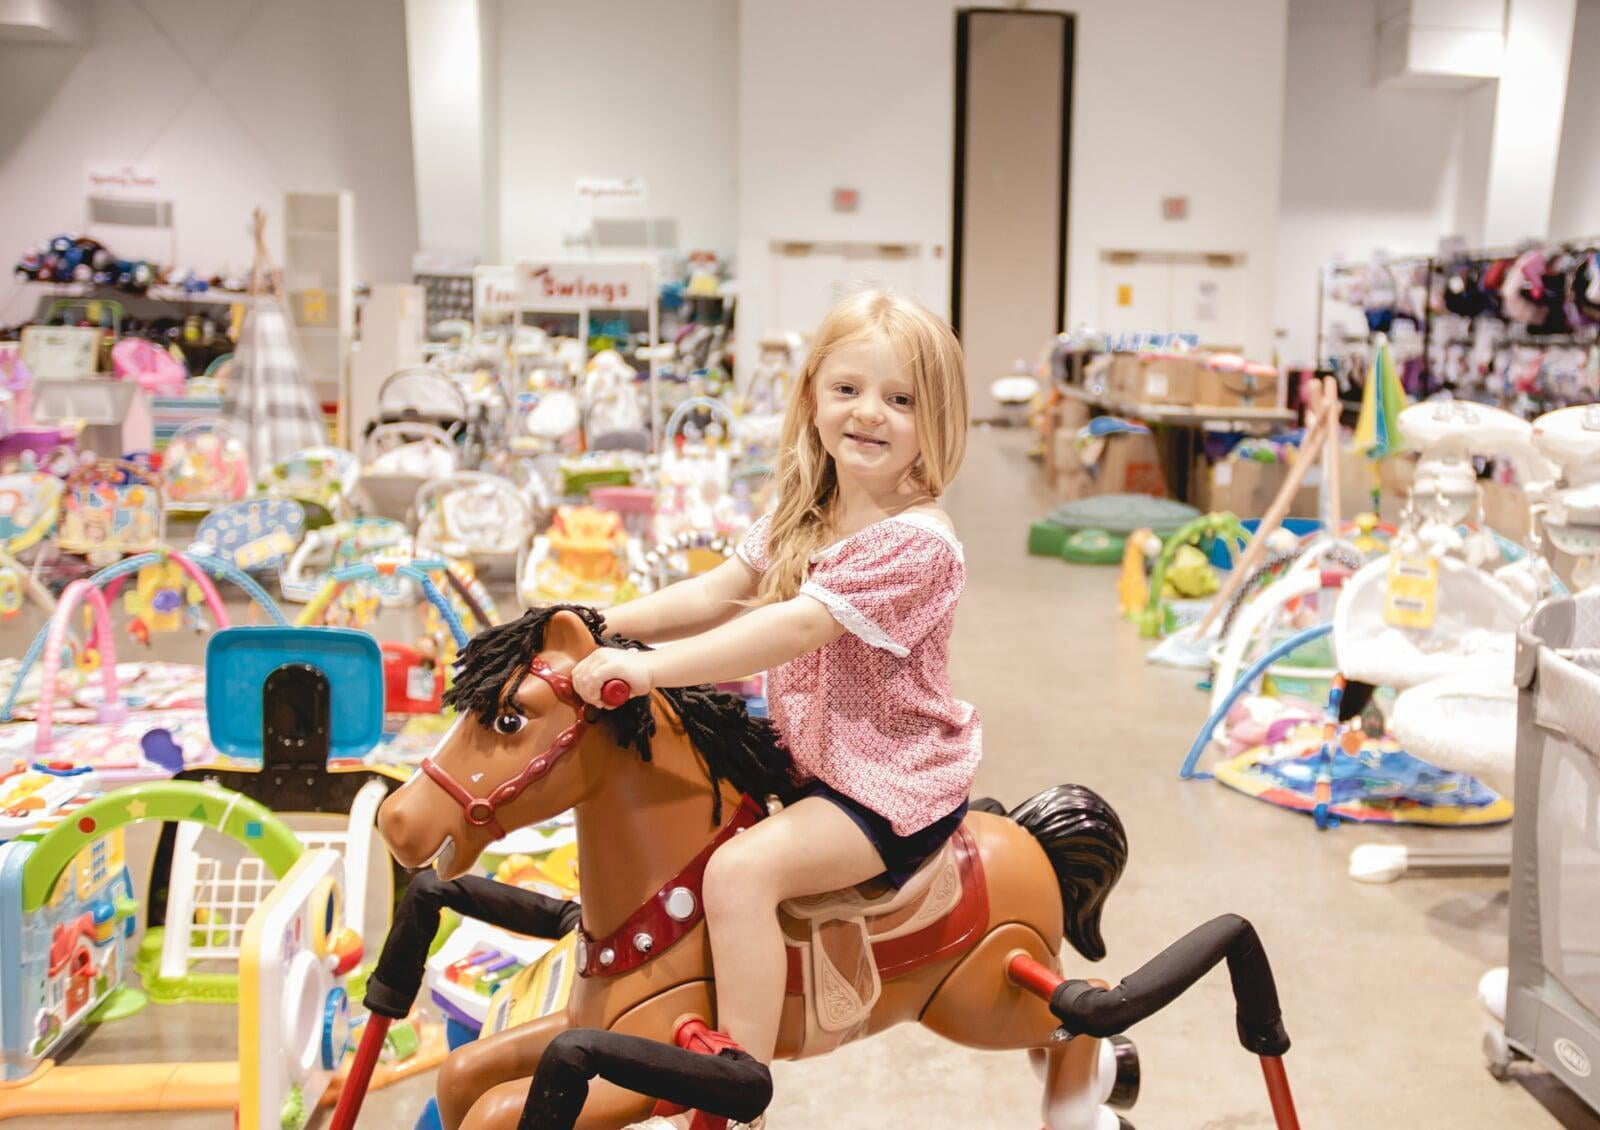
top-left (1108, 1034), bottom-right (1140, 1110)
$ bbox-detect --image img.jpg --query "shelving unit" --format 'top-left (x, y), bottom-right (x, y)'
top-left (1058, 382), bottom-right (1295, 431)
top-left (283, 191), bottom-right (355, 442)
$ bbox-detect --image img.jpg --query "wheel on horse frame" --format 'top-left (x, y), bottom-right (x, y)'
top-left (1106, 1034), bottom-right (1140, 1110)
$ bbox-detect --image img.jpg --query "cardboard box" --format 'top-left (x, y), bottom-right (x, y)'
top-left (1097, 430), bottom-right (1167, 497)
top-left (1053, 426), bottom-right (1095, 500)
top-left (1481, 481), bottom-right (1530, 541)
top-left (1106, 354), bottom-right (1142, 402)
top-left (1195, 365), bottom-right (1280, 409)
top-left (1208, 456), bottom-right (1317, 520)
top-left (1190, 454), bottom-right (1212, 512)
top-left (1132, 355), bottom-right (1199, 406)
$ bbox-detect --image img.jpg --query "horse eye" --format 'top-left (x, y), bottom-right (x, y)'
top-left (494, 713), bottom-right (526, 735)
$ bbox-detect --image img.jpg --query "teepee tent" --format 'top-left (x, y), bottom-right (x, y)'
top-left (224, 208), bottom-right (327, 475)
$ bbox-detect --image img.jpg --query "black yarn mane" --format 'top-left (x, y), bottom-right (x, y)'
top-left (442, 604), bottom-right (798, 824)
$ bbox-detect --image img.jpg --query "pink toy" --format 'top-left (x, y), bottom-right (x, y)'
top-left (111, 339), bottom-right (186, 398)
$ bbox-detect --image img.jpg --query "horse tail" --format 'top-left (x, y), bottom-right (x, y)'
top-left (1006, 784), bottom-right (1128, 962)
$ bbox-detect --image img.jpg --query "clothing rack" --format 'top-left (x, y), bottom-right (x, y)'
top-left (1315, 236), bottom-right (1600, 413)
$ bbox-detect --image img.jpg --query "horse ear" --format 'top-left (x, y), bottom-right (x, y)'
top-left (541, 608), bottom-right (599, 668)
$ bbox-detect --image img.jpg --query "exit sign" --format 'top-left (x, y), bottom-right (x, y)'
top-left (1162, 196), bottom-right (1188, 221)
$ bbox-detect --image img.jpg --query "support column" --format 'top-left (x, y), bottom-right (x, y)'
top-left (403, 0), bottom-right (495, 267)
top-left (1480, 0), bottom-right (1577, 245)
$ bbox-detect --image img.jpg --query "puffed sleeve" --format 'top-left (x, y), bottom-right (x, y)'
top-left (800, 522), bottom-right (963, 658)
top-left (735, 513), bottom-right (774, 573)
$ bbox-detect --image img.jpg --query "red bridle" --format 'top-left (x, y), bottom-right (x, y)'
top-left (420, 656), bottom-right (629, 841)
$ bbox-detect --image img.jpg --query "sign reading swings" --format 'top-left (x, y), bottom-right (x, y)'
top-left (515, 260), bottom-right (654, 312)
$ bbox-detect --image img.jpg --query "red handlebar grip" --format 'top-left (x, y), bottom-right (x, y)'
top-left (601, 679), bottom-right (632, 707)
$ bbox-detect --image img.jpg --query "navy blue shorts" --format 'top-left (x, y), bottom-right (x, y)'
top-left (801, 781), bottom-right (968, 888)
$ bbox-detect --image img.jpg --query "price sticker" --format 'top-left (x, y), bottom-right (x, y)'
top-left (407, 666), bottom-right (438, 702)
top-left (1384, 554), bottom-right (1438, 629)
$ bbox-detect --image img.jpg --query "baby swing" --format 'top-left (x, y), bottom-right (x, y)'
top-left (358, 422), bottom-right (459, 525)
top-left (414, 471), bottom-right (532, 581)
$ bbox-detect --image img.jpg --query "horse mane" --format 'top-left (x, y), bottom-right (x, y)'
top-left (441, 604), bottom-right (799, 823)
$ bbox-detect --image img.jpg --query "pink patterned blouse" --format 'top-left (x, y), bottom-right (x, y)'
top-left (736, 511), bottom-right (982, 834)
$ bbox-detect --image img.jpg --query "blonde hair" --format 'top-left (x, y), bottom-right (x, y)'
top-left (757, 290), bottom-right (967, 603)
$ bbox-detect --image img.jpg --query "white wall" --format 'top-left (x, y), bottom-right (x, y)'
top-left (0, 0), bottom-right (417, 322)
top-left (738, 0), bottom-right (1289, 371)
top-left (1274, 0), bottom-right (1483, 368)
top-left (492, 0), bottom-right (738, 264)
top-left (1550, 0), bottom-right (1600, 239)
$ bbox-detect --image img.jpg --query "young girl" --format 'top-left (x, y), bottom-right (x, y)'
top-left (571, 289), bottom-right (977, 1126)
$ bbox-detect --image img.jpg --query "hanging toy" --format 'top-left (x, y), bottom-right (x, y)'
top-left (122, 560), bottom-right (202, 641)
top-left (0, 566), bottom-right (22, 620)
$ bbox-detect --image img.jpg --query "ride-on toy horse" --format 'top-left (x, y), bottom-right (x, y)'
top-left (335, 607), bottom-right (1298, 1130)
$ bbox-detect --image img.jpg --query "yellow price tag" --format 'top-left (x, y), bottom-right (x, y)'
top-left (1384, 554), bottom-right (1438, 629)
top-left (234, 531), bottom-right (295, 571)
top-left (300, 288), bottom-right (329, 325)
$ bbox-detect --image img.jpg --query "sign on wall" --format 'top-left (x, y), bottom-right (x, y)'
top-left (473, 266), bottom-right (518, 316)
top-left (85, 162), bottom-right (160, 200)
top-left (515, 260), bottom-right (654, 312)
top-left (576, 176), bottom-right (648, 204)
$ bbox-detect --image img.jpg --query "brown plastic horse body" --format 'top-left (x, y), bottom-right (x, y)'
top-left (378, 608), bottom-right (1129, 1130)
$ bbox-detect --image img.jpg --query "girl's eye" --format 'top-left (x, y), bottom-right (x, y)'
top-left (494, 713), bottom-right (527, 735)
top-left (889, 395), bottom-right (914, 408)
top-left (834, 384), bottom-right (856, 396)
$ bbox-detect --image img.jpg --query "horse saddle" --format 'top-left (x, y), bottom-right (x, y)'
top-left (778, 823), bottom-right (988, 1047)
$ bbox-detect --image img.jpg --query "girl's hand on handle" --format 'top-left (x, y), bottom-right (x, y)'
top-left (571, 649), bottom-right (654, 708)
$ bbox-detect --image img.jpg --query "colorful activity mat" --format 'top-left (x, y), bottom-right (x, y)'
top-left (1213, 723), bottom-right (1513, 826)
top-left (0, 659), bottom-right (206, 719)
top-left (0, 659), bottom-right (214, 772)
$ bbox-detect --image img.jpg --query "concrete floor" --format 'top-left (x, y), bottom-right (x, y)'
top-left (4, 428), bottom-right (1591, 1128)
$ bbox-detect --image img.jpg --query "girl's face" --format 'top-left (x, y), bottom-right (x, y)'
top-left (811, 335), bottom-right (922, 486)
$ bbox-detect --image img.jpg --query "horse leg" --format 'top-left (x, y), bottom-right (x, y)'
top-left (920, 923), bottom-right (1116, 1130)
top-left (437, 1013), bottom-right (650, 1130)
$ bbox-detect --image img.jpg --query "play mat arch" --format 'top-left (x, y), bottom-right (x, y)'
top-left (0, 548), bottom-right (288, 724)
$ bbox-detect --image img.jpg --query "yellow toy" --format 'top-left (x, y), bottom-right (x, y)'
top-left (1117, 527), bottom-right (1159, 618)
top-left (122, 559), bottom-right (206, 643)
top-left (518, 505), bottom-right (633, 607)
top-left (1164, 544), bottom-right (1221, 599)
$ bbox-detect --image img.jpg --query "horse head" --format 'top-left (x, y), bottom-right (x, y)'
top-left (377, 606), bottom-right (647, 878)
